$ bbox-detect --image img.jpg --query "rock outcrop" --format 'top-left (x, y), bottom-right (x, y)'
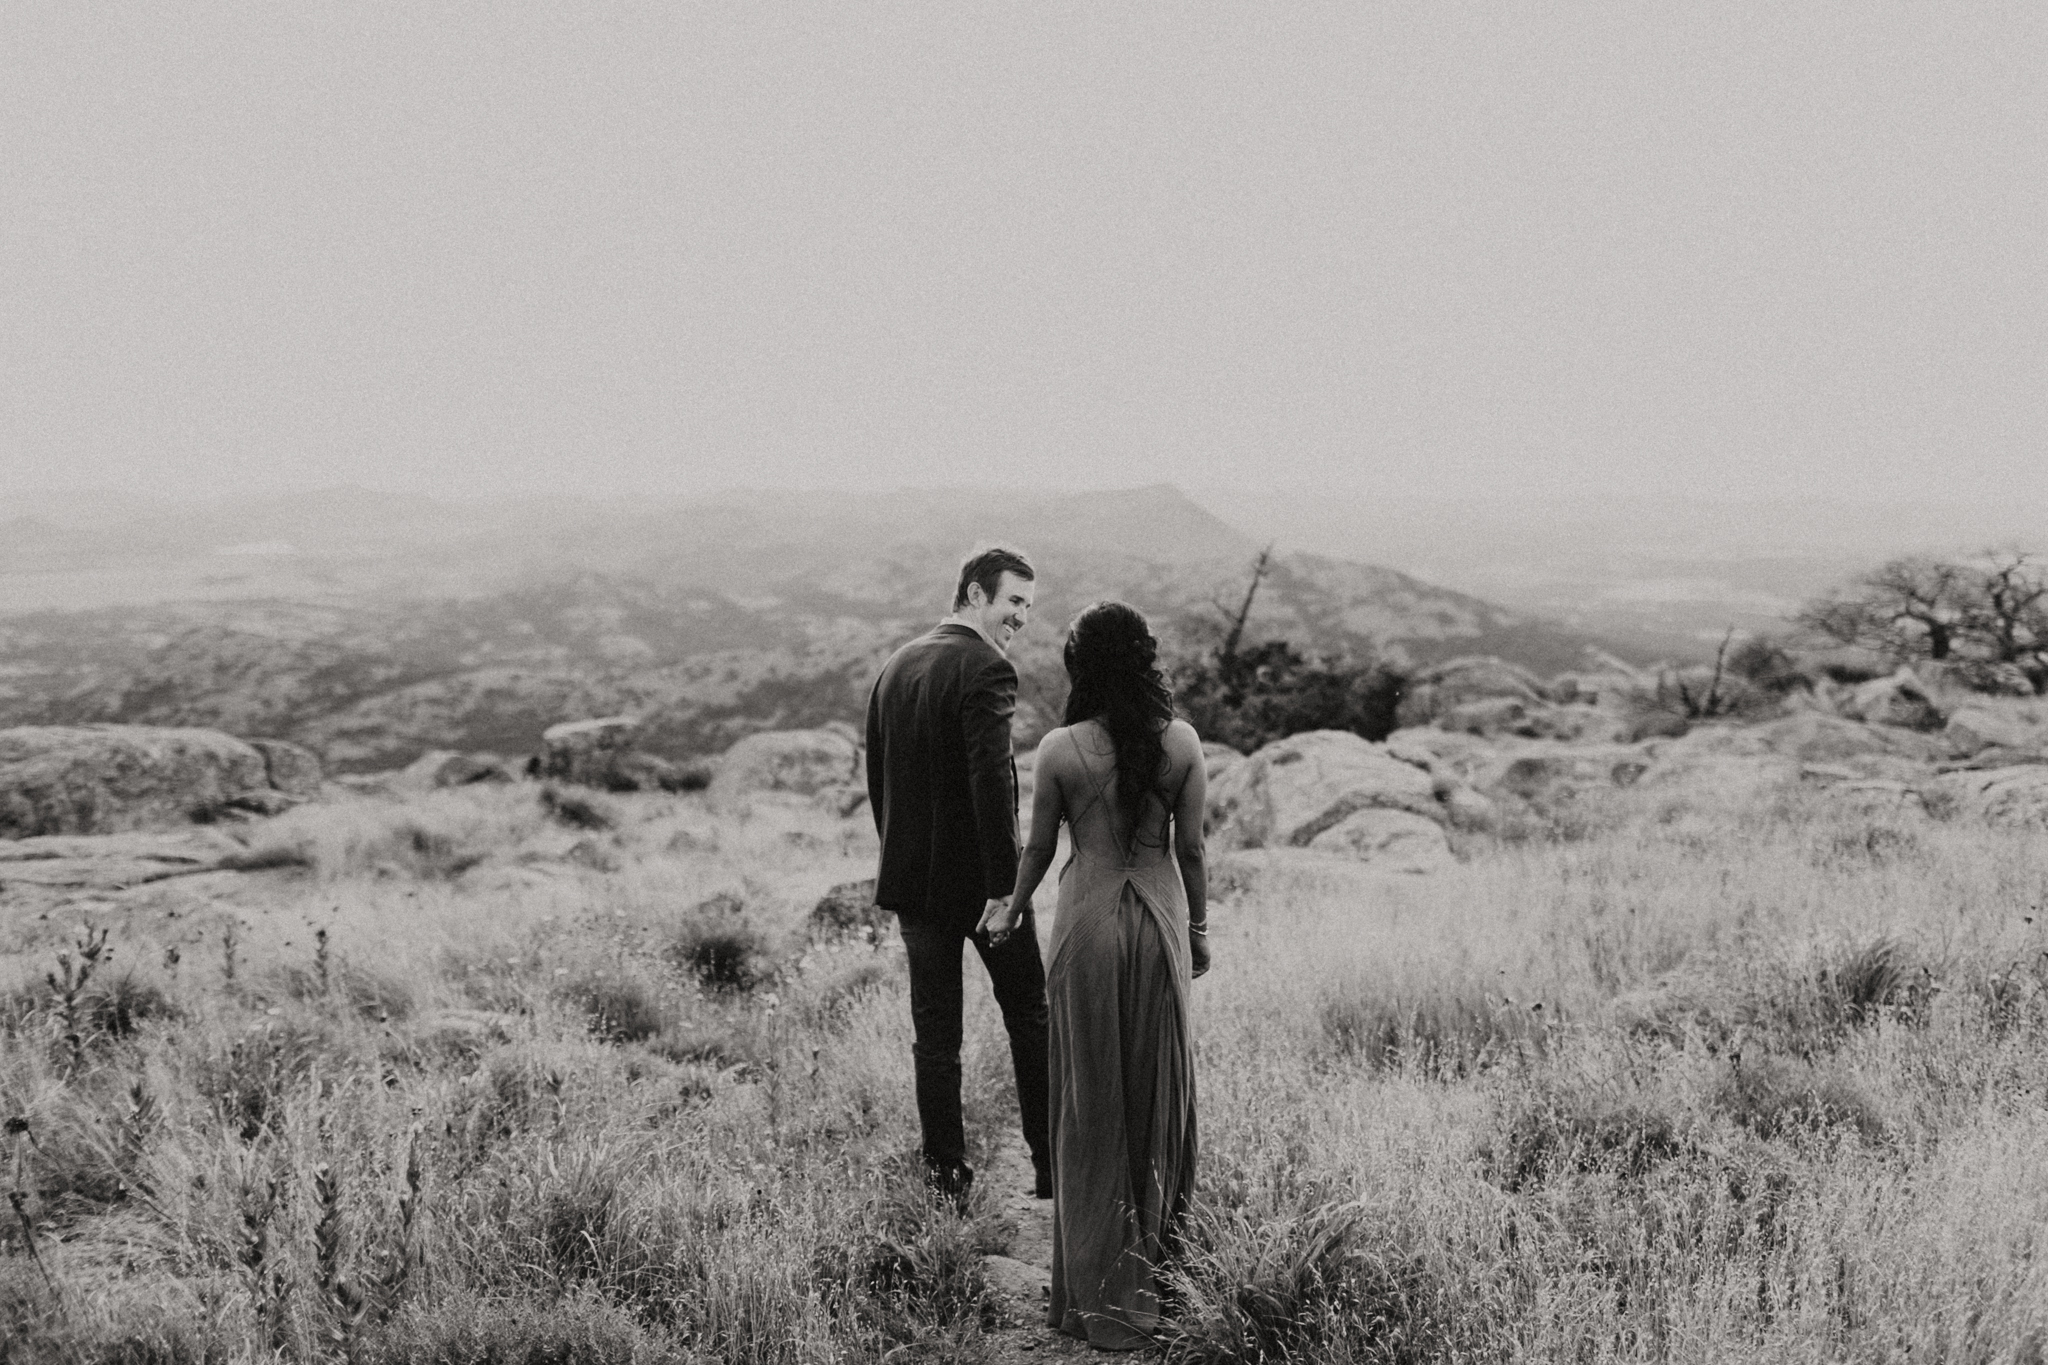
top-left (1927, 766), bottom-right (2048, 830)
top-left (1303, 808), bottom-right (1453, 873)
top-left (1435, 696), bottom-right (1625, 743)
top-left (1841, 668), bottom-right (1945, 731)
top-left (1201, 743), bottom-right (1244, 784)
top-left (0, 828), bottom-right (250, 888)
top-left (1205, 730), bottom-right (1444, 849)
top-left (395, 750), bottom-right (517, 791)
top-left (1944, 706), bottom-right (2045, 758)
top-left (537, 718), bottom-right (703, 792)
top-left (0, 725), bottom-right (318, 839)
top-left (249, 739), bottom-right (323, 799)
top-left (537, 717), bottom-right (642, 787)
top-left (1394, 657), bottom-right (1548, 729)
top-left (709, 728), bottom-right (863, 809)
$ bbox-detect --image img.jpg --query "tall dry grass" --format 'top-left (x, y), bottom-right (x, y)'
top-left (2, 775), bottom-right (2045, 1362)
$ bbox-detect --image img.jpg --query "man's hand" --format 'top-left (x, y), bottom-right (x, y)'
top-left (978, 896), bottom-right (1022, 945)
top-left (1190, 930), bottom-right (1211, 978)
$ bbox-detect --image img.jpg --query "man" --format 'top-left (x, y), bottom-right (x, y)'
top-left (865, 546), bottom-right (1051, 1205)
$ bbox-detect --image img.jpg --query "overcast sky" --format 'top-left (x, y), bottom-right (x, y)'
top-left (4, 3), bottom-right (2044, 510)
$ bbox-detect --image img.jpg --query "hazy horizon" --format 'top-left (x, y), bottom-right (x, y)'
top-left (6, 4), bottom-right (2044, 513)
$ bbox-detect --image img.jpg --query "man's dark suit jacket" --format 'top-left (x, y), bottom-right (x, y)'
top-left (865, 623), bottom-right (1020, 923)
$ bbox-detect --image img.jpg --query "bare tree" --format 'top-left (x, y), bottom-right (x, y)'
top-left (1797, 557), bottom-right (1974, 661)
top-left (1969, 550), bottom-right (2048, 666)
top-left (1212, 542), bottom-right (1274, 668)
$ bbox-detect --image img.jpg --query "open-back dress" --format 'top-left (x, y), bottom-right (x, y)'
top-left (1045, 722), bottom-right (1198, 1350)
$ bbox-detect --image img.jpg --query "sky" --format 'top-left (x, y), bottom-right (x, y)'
top-left (4, 3), bottom-right (2045, 510)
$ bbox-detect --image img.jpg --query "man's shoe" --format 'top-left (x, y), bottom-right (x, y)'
top-left (1032, 1161), bottom-right (1053, 1200)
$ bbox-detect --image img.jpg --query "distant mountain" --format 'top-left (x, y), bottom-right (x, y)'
top-left (0, 485), bottom-right (1655, 769)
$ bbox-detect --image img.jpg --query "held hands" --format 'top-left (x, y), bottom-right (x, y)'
top-left (978, 896), bottom-right (1023, 946)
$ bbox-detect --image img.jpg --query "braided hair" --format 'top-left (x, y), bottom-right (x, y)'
top-left (1061, 601), bottom-right (1176, 821)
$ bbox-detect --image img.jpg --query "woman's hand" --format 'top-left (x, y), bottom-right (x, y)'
top-left (1189, 928), bottom-right (1211, 978)
top-left (979, 896), bottom-right (1024, 946)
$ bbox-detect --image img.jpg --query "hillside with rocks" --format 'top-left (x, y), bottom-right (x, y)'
top-left (0, 485), bottom-right (1657, 770)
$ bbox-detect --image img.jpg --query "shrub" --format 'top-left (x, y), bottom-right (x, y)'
top-left (1177, 639), bottom-right (1408, 752)
top-left (1711, 1055), bottom-right (1887, 1143)
top-left (2, 1081), bottom-right (156, 1223)
top-left (556, 971), bottom-right (667, 1043)
top-left (273, 959), bottom-right (416, 1022)
top-left (813, 1182), bottom-right (999, 1344)
top-left (1, 974), bottom-right (47, 1034)
top-left (364, 1289), bottom-right (680, 1365)
top-left (1728, 635), bottom-right (1813, 695)
top-left (1320, 977), bottom-right (1547, 1077)
top-left (789, 956), bottom-right (896, 1031)
top-left (1824, 825), bottom-right (1923, 863)
top-left (1161, 1202), bottom-right (1457, 1365)
top-left (666, 896), bottom-right (773, 991)
top-left (1484, 1082), bottom-right (1691, 1193)
top-left (540, 784), bottom-right (616, 832)
top-left (191, 1018), bottom-right (337, 1141)
top-left (647, 1018), bottom-right (769, 1071)
top-left (0, 1263), bottom-right (221, 1365)
top-left (85, 970), bottom-right (180, 1038)
top-left (395, 821), bottom-right (491, 879)
top-left (807, 879), bottom-right (890, 942)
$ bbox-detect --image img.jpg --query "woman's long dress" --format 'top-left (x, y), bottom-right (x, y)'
top-left (1046, 733), bottom-right (1198, 1350)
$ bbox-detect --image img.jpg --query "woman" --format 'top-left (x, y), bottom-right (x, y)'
top-left (982, 601), bottom-right (1210, 1350)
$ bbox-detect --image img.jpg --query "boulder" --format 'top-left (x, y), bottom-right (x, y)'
top-left (1925, 659), bottom-right (2039, 697)
top-left (393, 749), bottom-right (517, 791)
top-left (1202, 743), bottom-right (1244, 784)
top-left (1436, 781), bottom-right (1499, 831)
top-left (1545, 671), bottom-right (1641, 707)
top-left (535, 719), bottom-right (701, 792)
top-left (1437, 697), bottom-right (1532, 736)
top-left (609, 750), bottom-right (703, 793)
top-left (1383, 728), bottom-right (1500, 784)
top-left (1436, 698), bottom-right (1625, 743)
top-left (1483, 745), bottom-right (1651, 802)
top-left (1828, 779), bottom-right (1928, 820)
top-left (248, 739), bottom-right (323, 799)
top-left (0, 828), bottom-right (247, 888)
top-left (394, 749), bottom-right (463, 791)
top-left (537, 717), bottom-right (643, 788)
top-left (1205, 730), bottom-right (1442, 850)
top-left (0, 725), bottom-right (293, 838)
top-left (1928, 766), bottom-right (2048, 831)
top-left (1305, 808), bottom-right (1454, 873)
top-left (1744, 713), bottom-right (1948, 766)
top-left (708, 728), bottom-right (863, 809)
top-left (1841, 668), bottom-right (1945, 731)
top-left (1944, 706), bottom-right (2044, 757)
top-left (1394, 656), bottom-right (1548, 729)
top-left (438, 753), bottom-right (517, 786)
top-left (813, 784), bottom-right (869, 818)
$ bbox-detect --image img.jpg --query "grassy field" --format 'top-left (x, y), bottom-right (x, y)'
top-left (4, 771), bottom-right (2047, 1363)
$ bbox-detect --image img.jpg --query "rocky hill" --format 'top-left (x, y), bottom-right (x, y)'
top-left (0, 485), bottom-right (1657, 769)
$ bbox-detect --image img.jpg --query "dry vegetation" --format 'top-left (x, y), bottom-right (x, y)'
top-left (4, 774), bottom-right (2048, 1363)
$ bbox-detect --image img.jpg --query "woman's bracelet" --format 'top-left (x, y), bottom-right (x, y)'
top-left (1188, 924), bottom-right (1208, 937)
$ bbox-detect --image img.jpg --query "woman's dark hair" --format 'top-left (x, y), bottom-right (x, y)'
top-left (1062, 601), bottom-right (1176, 820)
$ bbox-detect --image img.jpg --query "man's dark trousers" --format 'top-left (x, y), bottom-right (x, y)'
top-left (898, 900), bottom-right (1051, 1174)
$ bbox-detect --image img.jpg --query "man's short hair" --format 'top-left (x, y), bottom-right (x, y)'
top-left (953, 546), bottom-right (1035, 610)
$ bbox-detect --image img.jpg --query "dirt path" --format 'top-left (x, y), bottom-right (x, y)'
top-left (977, 1136), bottom-right (1102, 1362)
